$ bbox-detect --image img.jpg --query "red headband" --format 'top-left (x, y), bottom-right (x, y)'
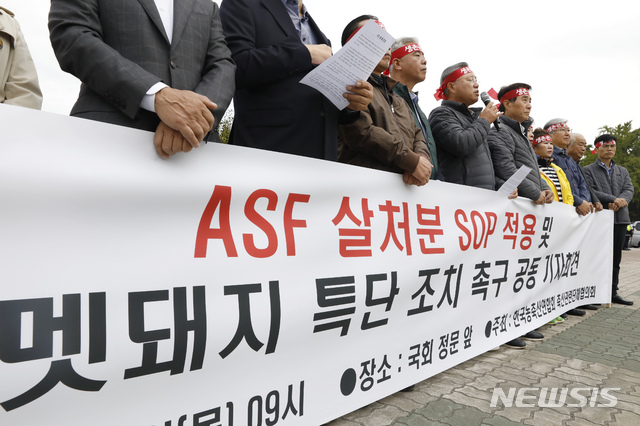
top-left (434, 66), bottom-right (473, 100)
top-left (346, 20), bottom-right (386, 44)
top-left (595, 139), bottom-right (616, 149)
top-left (532, 135), bottom-right (552, 146)
top-left (499, 87), bottom-right (530, 104)
top-left (390, 43), bottom-right (422, 63)
top-left (383, 43), bottom-right (423, 76)
top-left (545, 122), bottom-right (568, 132)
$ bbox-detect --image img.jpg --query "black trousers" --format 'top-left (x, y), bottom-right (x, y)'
top-left (612, 223), bottom-right (627, 295)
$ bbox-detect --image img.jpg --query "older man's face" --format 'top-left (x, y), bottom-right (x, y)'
top-left (397, 50), bottom-right (427, 84)
top-left (567, 134), bottom-right (587, 161)
top-left (551, 126), bottom-right (571, 149)
top-left (450, 72), bottom-right (479, 106)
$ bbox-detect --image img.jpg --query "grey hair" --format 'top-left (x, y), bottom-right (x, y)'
top-left (440, 61), bottom-right (468, 97)
top-left (543, 118), bottom-right (568, 132)
top-left (390, 37), bottom-right (420, 52)
top-left (388, 37), bottom-right (420, 73)
top-left (568, 132), bottom-right (584, 147)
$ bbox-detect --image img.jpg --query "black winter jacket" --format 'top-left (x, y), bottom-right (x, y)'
top-left (487, 116), bottom-right (550, 200)
top-left (428, 100), bottom-right (494, 190)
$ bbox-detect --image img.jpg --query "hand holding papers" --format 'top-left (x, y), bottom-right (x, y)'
top-left (498, 165), bottom-right (532, 197)
top-left (300, 20), bottom-right (394, 109)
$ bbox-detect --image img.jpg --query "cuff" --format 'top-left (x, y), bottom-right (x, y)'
top-left (401, 150), bottom-right (421, 174)
top-left (140, 82), bottom-right (169, 113)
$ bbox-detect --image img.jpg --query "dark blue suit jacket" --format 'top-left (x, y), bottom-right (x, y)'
top-left (220, 0), bottom-right (340, 160)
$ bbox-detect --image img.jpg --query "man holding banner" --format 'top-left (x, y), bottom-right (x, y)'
top-left (388, 37), bottom-right (439, 180)
top-left (567, 132), bottom-right (603, 212)
top-left (486, 83), bottom-right (553, 347)
top-left (220, 0), bottom-right (373, 160)
top-left (583, 134), bottom-right (635, 306)
top-left (487, 83), bottom-right (553, 205)
top-left (49, 0), bottom-right (236, 159)
top-left (545, 119), bottom-right (595, 216)
top-left (337, 18), bottom-right (432, 186)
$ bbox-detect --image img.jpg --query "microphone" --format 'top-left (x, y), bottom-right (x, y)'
top-left (480, 91), bottom-right (500, 131)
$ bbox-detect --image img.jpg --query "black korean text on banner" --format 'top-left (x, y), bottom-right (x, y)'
top-left (124, 286), bottom-right (207, 378)
top-left (338, 323), bottom-right (474, 397)
top-left (0, 294), bottom-right (107, 411)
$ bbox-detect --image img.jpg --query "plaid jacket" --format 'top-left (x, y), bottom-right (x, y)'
top-left (49, 0), bottom-right (235, 134)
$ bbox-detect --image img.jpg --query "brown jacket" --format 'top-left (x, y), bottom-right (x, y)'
top-left (338, 74), bottom-right (429, 174)
top-left (0, 7), bottom-right (42, 109)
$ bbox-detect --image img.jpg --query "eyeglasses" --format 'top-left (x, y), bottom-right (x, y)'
top-left (460, 76), bottom-right (478, 83)
top-left (555, 127), bottom-right (572, 133)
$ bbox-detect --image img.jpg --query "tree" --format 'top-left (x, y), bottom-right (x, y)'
top-left (581, 121), bottom-right (640, 221)
top-left (217, 113), bottom-right (233, 144)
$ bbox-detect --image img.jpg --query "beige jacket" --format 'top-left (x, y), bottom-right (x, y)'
top-left (0, 6), bottom-right (42, 109)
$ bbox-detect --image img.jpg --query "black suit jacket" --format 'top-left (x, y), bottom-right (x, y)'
top-left (49, 0), bottom-right (236, 135)
top-left (220, 0), bottom-right (340, 160)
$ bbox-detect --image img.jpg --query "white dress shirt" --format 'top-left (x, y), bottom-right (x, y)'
top-left (140, 0), bottom-right (174, 112)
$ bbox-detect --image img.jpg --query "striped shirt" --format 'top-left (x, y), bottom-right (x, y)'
top-left (539, 165), bottom-right (563, 203)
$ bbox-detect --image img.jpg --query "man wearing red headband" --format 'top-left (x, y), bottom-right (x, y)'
top-left (545, 119), bottom-right (596, 216)
top-left (428, 62), bottom-right (501, 189)
top-left (220, 1), bottom-right (373, 160)
top-left (388, 37), bottom-right (438, 179)
top-left (337, 17), bottom-right (432, 186)
top-left (486, 84), bottom-right (553, 348)
top-left (487, 83), bottom-right (553, 205)
top-left (583, 135), bottom-right (635, 306)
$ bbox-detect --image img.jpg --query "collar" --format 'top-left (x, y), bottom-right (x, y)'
top-left (500, 115), bottom-right (525, 134)
top-left (370, 73), bottom-right (398, 90)
top-left (596, 158), bottom-right (615, 169)
top-left (537, 156), bottom-right (553, 167)
top-left (393, 82), bottom-right (410, 97)
top-left (552, 145), bottom-right (568, 156)
top-left (280, 0), bottom-right (308, 17)
top-left (441, 100), bottom-right (482, 118)
top-left (500, 115), bottom-right (533, 131)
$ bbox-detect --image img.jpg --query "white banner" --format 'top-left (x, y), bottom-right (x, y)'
top-left (0, 104), bottom-right (612, 425)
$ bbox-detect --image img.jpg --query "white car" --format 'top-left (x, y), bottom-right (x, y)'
top-left (630, 221), bottom-right (640, 248)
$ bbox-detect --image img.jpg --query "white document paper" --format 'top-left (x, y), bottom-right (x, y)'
top-left (300, 20), bottom-right (394, 109)
top-left (498, 165), bottom-right (533, 196)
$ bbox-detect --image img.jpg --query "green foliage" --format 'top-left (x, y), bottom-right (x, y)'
top-left (217, 113), bottom-right (233, 144)
top-left (582, 121), bottom-right (640, 221)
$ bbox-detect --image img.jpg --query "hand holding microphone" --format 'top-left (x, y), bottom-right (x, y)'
top-left (480, 91), bottom-right (503, 130)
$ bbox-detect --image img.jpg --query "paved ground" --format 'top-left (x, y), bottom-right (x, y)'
top-left (328, 248), bottom-right (640, 425)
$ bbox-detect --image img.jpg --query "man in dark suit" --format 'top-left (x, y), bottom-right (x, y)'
top-left (49, 0), bottom-right (235, 159)
top-left (220, 0), bottom-right (373, 160)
